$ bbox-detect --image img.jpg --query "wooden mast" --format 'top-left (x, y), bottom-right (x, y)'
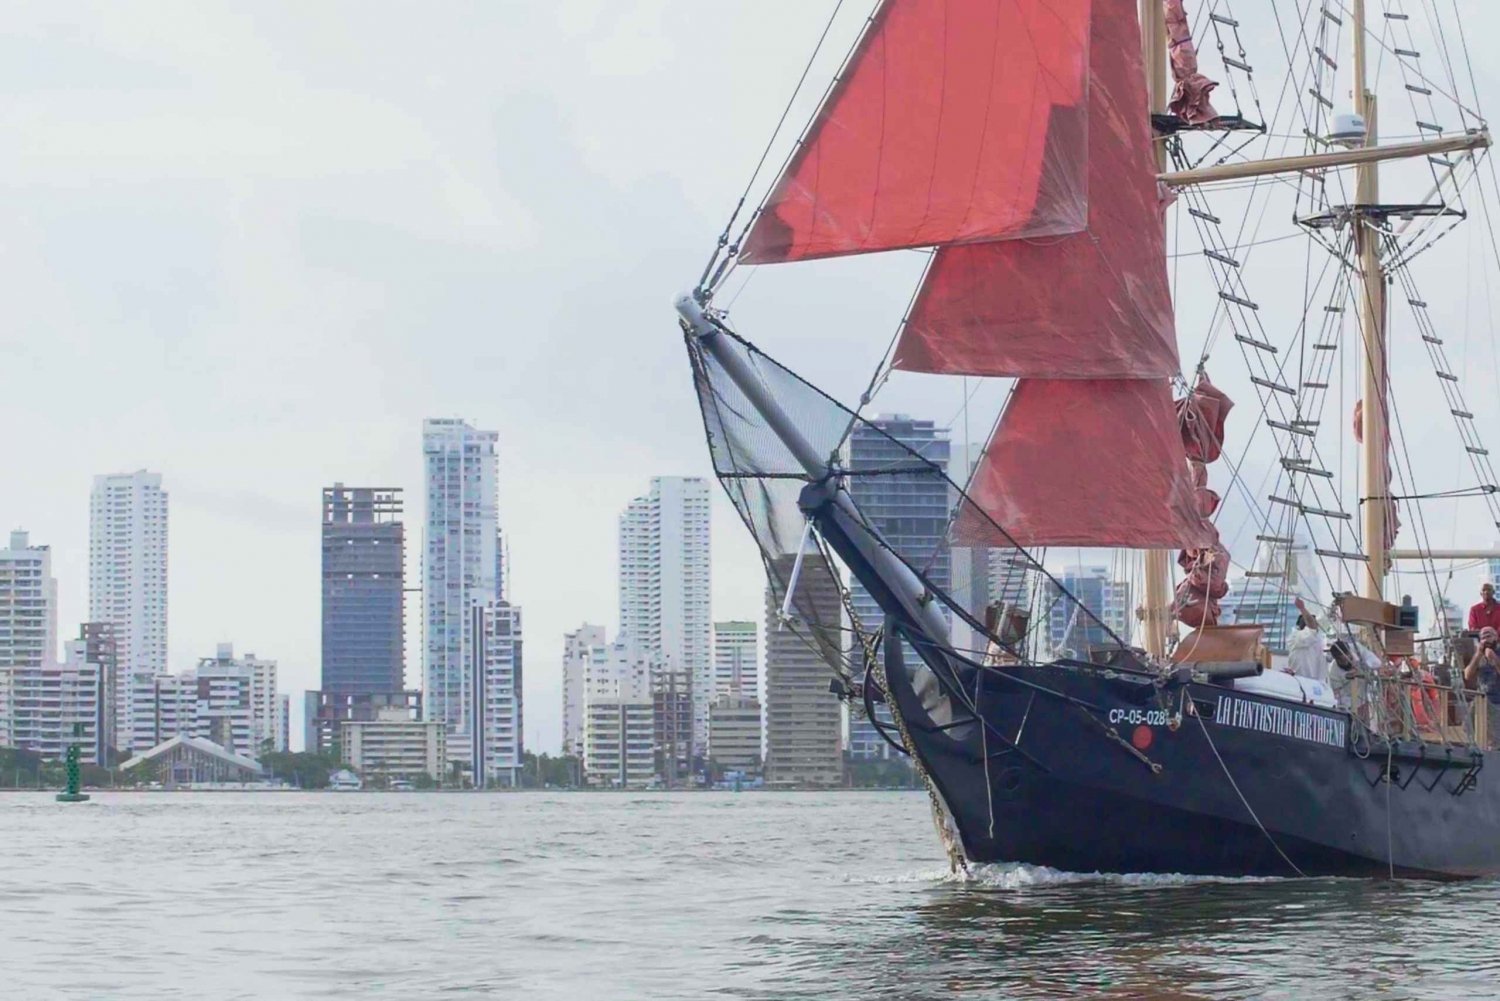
top-left (1140, 0), bottom-right (1174, 659)
top-left (1352, 0), bottom-right (1388, 602)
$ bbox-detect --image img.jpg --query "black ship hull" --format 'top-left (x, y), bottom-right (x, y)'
top-left (882, 653), bottom-right (1500, 879)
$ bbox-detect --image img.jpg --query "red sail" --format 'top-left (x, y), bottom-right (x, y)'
top-left (956, 379), bottom-right (1213, 549)
top-left (739, 0), bottom-right (1091, 265)
top-left (893, 0), bottom-right (1177, 379)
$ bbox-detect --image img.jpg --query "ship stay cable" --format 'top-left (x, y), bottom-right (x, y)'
top-left (698, 0), bottom-right (855, 297)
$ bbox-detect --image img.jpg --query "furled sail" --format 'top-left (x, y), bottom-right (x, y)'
top-left (892, 0), bottom-right (1177, 379)
top-left (738, 0), bottom-right (1091, 265)
top-left (956, 379), bottom-right (1215, 549)
top-left (1165, 0), bottom-right (1219, 125)
top-left (1174, 374), bottom-right (1233, 626)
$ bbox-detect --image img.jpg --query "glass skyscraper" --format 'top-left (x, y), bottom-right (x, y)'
top-left (846, 415), bottom-right (951, 761)
top-left (321, 485), bottom-right (405, 695)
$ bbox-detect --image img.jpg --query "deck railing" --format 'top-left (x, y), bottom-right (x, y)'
top-left (1341, 669), bottom-right (1489, 749)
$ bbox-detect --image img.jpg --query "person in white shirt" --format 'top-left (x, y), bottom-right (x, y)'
top-left (1286, 596), bottom-right (1327, 684)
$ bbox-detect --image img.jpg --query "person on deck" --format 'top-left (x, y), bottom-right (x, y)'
top-left (1468, 583), bottom-right (1500, 632)
top-left (1463, 625), bottom-right (1500, 748)
top-left (1285, 597), bottom-right (1327, 684)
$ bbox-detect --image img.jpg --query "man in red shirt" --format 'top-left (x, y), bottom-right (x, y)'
top-left (1469, 583), bottom-right (1500, 632)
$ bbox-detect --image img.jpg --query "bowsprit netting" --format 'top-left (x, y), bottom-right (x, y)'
top-left (684, 314), bottom-right (1135, 700)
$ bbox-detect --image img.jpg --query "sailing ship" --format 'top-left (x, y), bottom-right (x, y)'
top-left (675, 0), bottom-right (1500, 878)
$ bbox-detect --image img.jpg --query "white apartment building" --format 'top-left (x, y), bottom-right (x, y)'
top-left (582, 637), bottom-right (655, 789)
top-left (4, 641), bottom-right (105, 764)
top-left (130, 643), bottom-right (278, 761)
top-left (0, 530), bottom-right (60, 750)
top-left (618, 477), bottom-right (711, 760)
top-left (89, 471), bottom-right (168, 753)
top-left (712, 621), bottom-right (757, 701)
top-left (0, 530), bottom-right (57, 672)
top-left (468, 600), bottom-right (523, 787)
top-left (562, 623), bottom-right (606, 757)
top-left (341, 707), bottom-right (447, 781)
top-left (244, 651), bottom-right (279, 754)
top-left (273, 693), bottom-right (290, 754)
top-left (422, 419), bottom-right (503, 768)
top-left (584, 700), bottom-right (655, 789)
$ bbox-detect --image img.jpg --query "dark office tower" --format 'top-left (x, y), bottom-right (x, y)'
top-left (322, 485), bottom-right (405, 694)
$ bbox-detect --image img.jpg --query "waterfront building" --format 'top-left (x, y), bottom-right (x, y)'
top-left (80, 622), bottom-right (119, 759)
top-left (581, 638), bottom-right (654, 789)
top-left (562, 623), bottom-right (606, 757)
top-left (321, 485), bottom-right (405, 694)
top-left (308, 486), bottom-right (421, 753)
top-left (0, 530), bottom-right (57, 745)
top-left (122, 734), bottom-right (262, 786)
top-left (0, 531), bottom-right (59, 753)
top-left (130, 643), bottom-right (279, 760)
top-left (583, 699), bottom-right (655, 789)
top-left (712, 621), bottom-right (758, 700)
top-left (188, 644), bottom-right (258, 758)
top-left (422, 418), bottom-right (505, 772)
top-left (3, 645), bottom-right (105, 764)
top-left (0, 530), bottom-right (57, 674)
top-left (468, 600), bottom-right (523, 787)
top-left (89, 470), bottom-right (168, 753)
top-left (145, 673), bottom-right (193, 749)
top-left (618, 476), bottom-right (712, 766)
top-left (846, 416), bottom-right (950, 761)
top-left (1046, 566), bottom-right (1134, 656)
top-left (304, 690), bottom-right (422, 756)
top-left (1222, 538), bottom-right (1321, 655)
top-left (952, 546), bottom-right (1035, 656)
top-left (341, 707), bottom-right (447, 783)
top-left (764, 551), bottom-right (844, 788)
top-left (273, 693), bottom-right (290, 754)
top-left (708, 693), bottom-right (761, 772)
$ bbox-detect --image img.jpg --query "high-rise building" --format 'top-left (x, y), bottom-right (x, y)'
top-left (423, 418), bottom-right (514, 780)
top-left (0, 530), bottom-right (59, 750)
top-left (468, 600), bottom-right (523, 787)
top-left (708, 693), bottom-right (762, 772)
top-left (321, 485), bottom-right (405, 695)
top-left (189, 644), bottom-right (259, 759)
top-left (618, 476), bottom-right (712, 768)
top-left (581, 637), bottom-right (654, 789)
top-left (562, 623), bottom-right (606, 757)
top-left (1046, 566), bottom-right (1134, 655)
top-left (5, 646), bottom-right (105, 764)
top-left (0, 531), bottom-right (56, 672)
top-left (951, 547), bottom-right (1035, 657)
top-left (712, 621), bottom-right (758, 701)
top-left (1222, 538), bottom-right (1322, 655)
top-left (341, 707), bottom-right (447, 783)
top-left (273, 693), bottom-right (290, 754)
top-left (80, 622), bottom-right (119, 759)
top-left (89, 470), bottom-right (168, 753)
top-left (130, 643), bottom-right (279, 760)
top-left (764, 552), bottom-right (844, 788)
top-left (846, 416), bottom-right (950, 761)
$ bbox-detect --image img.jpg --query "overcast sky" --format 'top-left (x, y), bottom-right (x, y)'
top-left (5, 2), bottom-right (1500, 754)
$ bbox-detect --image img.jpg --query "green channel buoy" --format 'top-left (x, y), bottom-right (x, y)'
top-left (56, 723), bottom-right (90, 803)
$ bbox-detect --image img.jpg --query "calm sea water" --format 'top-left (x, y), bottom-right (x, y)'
top-left (3, 790), bottom-right (1497, 1000)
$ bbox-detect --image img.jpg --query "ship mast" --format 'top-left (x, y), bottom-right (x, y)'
top-left (1352, 0), bottom-right (1387, 602)
top-left (1140, 0), bottom-right (1174, 658)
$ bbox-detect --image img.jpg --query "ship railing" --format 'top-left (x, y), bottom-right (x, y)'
top-left (1344, 670), bottom-right (1489, 749)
